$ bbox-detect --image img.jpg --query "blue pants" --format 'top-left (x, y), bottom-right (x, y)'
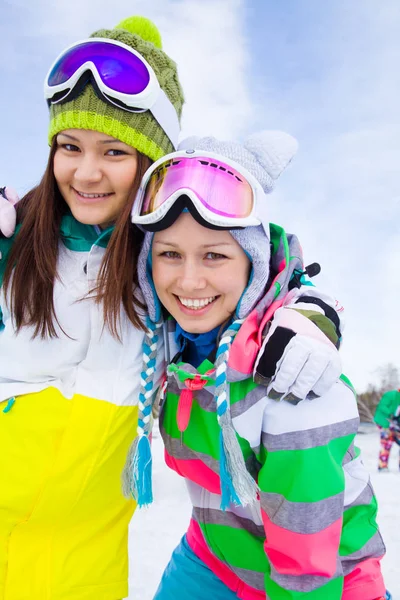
top-left (153, 536), bottom-right (393, 600)
top-left (153, 535), bottom-right (238, 599)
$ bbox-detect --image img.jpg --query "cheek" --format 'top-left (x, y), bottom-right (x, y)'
top-left (53, 155), bottom-right (66, 185)
top-left (152, 262), bottom-right (168, 297)
top-left (114, 163), bottom-right (138, 192)
top-left (224, 265), bottom-right (249, 301)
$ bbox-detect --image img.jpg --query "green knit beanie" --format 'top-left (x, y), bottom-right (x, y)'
top-left (48, 16), bottom-right (185, 161)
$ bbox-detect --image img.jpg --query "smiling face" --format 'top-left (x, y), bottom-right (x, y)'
top-left (53, 129), bottom-right (139, 228)
top-left (152, 212), bottom-right (251, 333)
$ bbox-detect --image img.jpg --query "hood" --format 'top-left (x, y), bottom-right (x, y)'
top-left (226, 222), bottom-right (304, 381)
top-left (139, 223), bottom-right (305, 383)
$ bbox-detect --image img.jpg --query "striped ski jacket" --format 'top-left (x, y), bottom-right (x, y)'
top-left (159, 224), bottom-right (386, 600)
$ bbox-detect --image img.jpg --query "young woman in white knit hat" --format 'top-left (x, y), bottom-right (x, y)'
top-left (131, 132), bottom-right (388, 600)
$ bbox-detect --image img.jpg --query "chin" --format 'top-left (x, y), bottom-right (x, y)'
top-left (180, 318), bottom-right (221, 335)
top-left (70, 208), bottom-right (106, 226)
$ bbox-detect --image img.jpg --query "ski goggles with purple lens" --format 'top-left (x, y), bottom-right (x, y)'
top-left (44, 38), bottom-right (180, 148)
top-left (131, 149), bottom-right (264, 230)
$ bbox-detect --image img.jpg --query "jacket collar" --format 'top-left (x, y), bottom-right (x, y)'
top-left (60, 213), bottom-right (114, 252)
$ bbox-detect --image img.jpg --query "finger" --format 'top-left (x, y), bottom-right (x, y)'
top-left (4, 186), bottom-right (20, 205)
top-left (269, 339), bottom-right (310, 395)
top-left (310, 357), bottom-right (342, 397)
top-left (288, 352), bottom-right (332, 399)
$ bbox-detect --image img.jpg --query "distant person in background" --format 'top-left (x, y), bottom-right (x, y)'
top-left (374, 389), bottom-right (400, 471)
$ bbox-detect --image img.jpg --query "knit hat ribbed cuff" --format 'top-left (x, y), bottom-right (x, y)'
top-left (49, 110), bottom-right (173, 162)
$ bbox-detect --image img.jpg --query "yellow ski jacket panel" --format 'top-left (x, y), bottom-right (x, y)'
top-left (0, 217), bottom-right (162, 599)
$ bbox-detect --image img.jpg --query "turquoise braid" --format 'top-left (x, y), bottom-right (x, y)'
top-left (137, 318), bottom-right (162, 437)
top-left (122, 318), bottom-right (163, 506)
top-left (214, 318), bottom-right (259, 510)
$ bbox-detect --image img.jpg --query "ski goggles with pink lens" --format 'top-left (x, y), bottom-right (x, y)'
top-left (131, 149), bottom-right (264, 231)
top-left (44, 38), bottom-right (180, 148)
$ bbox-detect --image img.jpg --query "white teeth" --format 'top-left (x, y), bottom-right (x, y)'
top-left (178, 296), bottom-right (216, 309)
top-left (77, 191), bottom-right (111, 198)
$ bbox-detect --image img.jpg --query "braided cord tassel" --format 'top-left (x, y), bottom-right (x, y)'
top-left (122, 319), bottom-right (162, 506)
top-left (215, 319), bottom-right (259, 510)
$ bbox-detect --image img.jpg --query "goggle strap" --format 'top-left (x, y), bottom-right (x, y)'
top-left (149, 88), bottom-right (180, 149)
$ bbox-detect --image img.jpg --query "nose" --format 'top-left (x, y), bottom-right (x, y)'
top-left (74, 153), bottom-right (102, 184)
top-left (177, 260), bottom-right (207, 292)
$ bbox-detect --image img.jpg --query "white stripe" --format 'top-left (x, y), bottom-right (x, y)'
top-left (186, 480), bottom-right (263, 525)
top-left (261, 380), bottom-right (358, 435)
top-left (344, 455), bottom-right (370, 506)
top-left (232, 397), bottom-right (269, 448)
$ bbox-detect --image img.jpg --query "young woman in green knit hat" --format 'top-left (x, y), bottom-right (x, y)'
top-left (0, 15), bottom-right (183, 600)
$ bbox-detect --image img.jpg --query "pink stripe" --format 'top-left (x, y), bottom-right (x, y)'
top-left (187, 520), bottom-right (265, 600)
top-left (256, 298), bottom-right (285, 345)
top-left (277, 258), bottom-right (286, 272)
top-left (228, 298), bottom-right (285, 374)
top-left (342, 556), bottom-right (385, 600)
top-left (262, 509), bottom-right (342, 576)
top-left (228, 309), bottom-right (261, 375)
top-left (164, 450), bottom-right (221, 493)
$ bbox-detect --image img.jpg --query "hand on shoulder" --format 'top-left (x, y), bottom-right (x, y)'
top-left (0, 186), bottom-right (19, 238)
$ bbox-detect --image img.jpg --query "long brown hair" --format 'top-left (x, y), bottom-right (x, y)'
top-left (4, 139), bottom-right (151, 339)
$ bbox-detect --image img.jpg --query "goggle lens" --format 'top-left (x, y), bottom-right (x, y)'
top-left (141, 157), bottom-right (254, 219)
top-left (47, 41), bottom-right (150, 96)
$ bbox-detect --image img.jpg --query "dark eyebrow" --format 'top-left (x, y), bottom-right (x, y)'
top-left (99, 138), bottom-right (126, 145)
top-left (153, 240), bottom-right (179, 247)
top-left (200, 243), bottom-right (233, 249)
top-left (57, 133), bottom-right (79, 141)
top-left (56, 133), bottom-right (124, 145)
top-left (153, 241), bottom-right (233, 248)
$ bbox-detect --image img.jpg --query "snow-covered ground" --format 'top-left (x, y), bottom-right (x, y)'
top-left (128, 423), bottom-right (399, 599)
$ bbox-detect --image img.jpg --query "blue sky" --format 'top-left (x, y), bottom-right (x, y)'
top-left (0, 0), bottom-right (399, 391)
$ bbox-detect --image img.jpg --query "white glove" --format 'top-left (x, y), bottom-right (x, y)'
top-left (0, 186), bottom-right (19, 238)
top-left (266, 335), bottom-right (341, 402)
top-left (254, 306), bottom-right (342, 404)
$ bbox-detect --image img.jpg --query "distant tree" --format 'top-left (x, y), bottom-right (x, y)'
top-left (375, 363), bottom-right (399, 393)
top-left (357, 363), bottom-right (400, 422)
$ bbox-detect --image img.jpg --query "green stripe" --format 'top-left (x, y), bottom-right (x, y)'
top-left (200, 522), bottom-right (267, 572)
top-left (265, 568), bottom-right (343, 600)
top-left (269, 223), bottom-right (285, 255)
top-left (340, 495), bottom-right (379, 555)
top-left (258, 436), bottom-right (353, 502)
top-left (230, 378), bottom-right (258, 405)
top-left (163, 391), bottom-right (254, 461)
top-left (339, 374), bottom-right (356, 395)
top-left (164, 392), bottom-right (219, 459)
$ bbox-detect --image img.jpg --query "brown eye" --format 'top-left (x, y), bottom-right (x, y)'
top-left (161, 251), bottom-right (181, 259)
top-left (205, 252), bottom-right (227, 260)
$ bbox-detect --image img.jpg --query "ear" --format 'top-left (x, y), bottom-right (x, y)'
top-left (244, 131), bottom-right (298, 180)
